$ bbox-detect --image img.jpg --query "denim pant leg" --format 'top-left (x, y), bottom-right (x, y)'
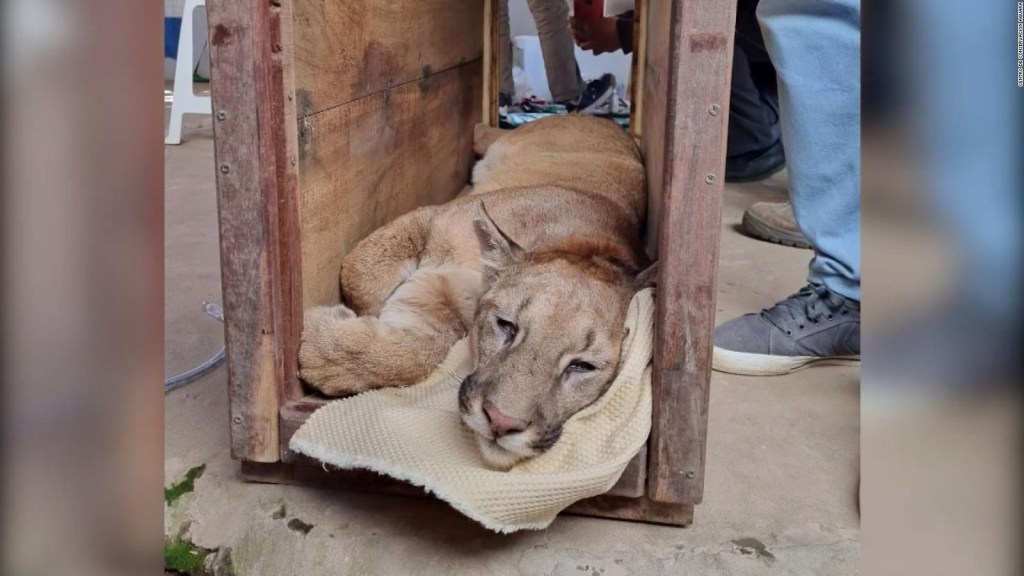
top-left (757, 0), bottom-right (861, 301)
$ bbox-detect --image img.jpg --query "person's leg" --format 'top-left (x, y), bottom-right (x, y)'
top-left (526, 0), bottom-right (584, 103)
top-left (727, 44), bottom-right (779, 158)
top-left (758, 0), bottom-right (861, 301)
top-left (727, 0), bottom-right (781, 159)
top-left (712, 0), bottom-right (861, 376)
top-left (499, 0), bottom-right (515, 98)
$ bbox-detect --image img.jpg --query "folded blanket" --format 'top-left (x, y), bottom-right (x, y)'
top-left (290, 289), bottom-right (654, 533)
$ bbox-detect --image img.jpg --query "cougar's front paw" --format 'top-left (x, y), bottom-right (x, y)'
top-left (298, 306), bottom-right (366, 397)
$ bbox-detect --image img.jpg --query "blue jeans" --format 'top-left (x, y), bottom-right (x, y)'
top-left (757, 0), bottom-right (861, 301)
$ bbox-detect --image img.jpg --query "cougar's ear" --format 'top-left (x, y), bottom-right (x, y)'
top-left (634, 261), bottom-right (659, 291)
top-left (472, 201), bottom-right (524, 281)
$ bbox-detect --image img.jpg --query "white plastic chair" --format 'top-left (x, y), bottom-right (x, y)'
top-left (165, 0), bottom-right (211, 145)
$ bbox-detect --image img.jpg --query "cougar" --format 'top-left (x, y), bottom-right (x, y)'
top-left (299, 115), bottom-right (654, 469)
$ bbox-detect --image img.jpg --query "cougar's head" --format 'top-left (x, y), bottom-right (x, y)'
top-left (459, 203), bottom-right (656, 469)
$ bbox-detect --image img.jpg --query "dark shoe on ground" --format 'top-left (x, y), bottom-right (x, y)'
top-left (713, 284), bottom-right (860, 376)
top-left (574, 73), bottom-right (616, 115)
top-left (742, 201), bottom-right (812, 249)
top-left (725, 139), bottom-right (785, 183)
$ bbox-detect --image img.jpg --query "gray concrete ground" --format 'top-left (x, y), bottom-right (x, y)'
top-left (164, 98), bottom-right (859, 574)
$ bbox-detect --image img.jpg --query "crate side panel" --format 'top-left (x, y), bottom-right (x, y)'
top-left (297, 61), bottom-right (483, 307)
top-left (293, 0), bottom-right (484, 118)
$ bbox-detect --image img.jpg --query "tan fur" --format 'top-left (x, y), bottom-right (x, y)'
top-left (299, 116), bottom-right (650, 467)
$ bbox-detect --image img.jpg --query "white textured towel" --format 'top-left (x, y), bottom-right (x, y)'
top-left (290, 289), bottom-right (654, 533)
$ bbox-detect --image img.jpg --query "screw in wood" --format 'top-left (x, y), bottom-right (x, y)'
top-left (290, 155), bottom-right (297, 166)
top-left (219, 163), bottom-right (230, 174)
top-left (233, 415), bottom-right (242, 424)
top-left (288, 91), bottom-right (294, 101)
top-left (216, 110), bottom-right (227, 121)
top-left (704, 174), bottom-right (716, 185)
top-left (686, 470), bottom-right (696, 479)
top-left (708, 104), bottom-right (721, 116)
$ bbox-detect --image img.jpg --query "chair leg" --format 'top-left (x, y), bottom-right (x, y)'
top-left (166, 0), bottom-right (211, 145)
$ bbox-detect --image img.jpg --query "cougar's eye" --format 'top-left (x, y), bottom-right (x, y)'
top-left (496, 317), bottom-right (518, 340)
top-left (566, 360), bottom-right (597, 373)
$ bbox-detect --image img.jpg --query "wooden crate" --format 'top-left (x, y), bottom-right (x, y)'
top-left (208, 0), bottom-right (735, 527)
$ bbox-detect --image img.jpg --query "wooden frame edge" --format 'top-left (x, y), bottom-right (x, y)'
top-left (240, 461), bottom-right (691, 527)
top-left (208, 0), bottom-right (289, 462)
top-left (646, 0), bottom-right (736, 504)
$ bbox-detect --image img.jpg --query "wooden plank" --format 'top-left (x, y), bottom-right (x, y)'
top-left (277, 398), bottom-right (647, 497)
top-left (628, 0), bottom-right (647, 140)
top-left (646, 0), bottom-right (736, 505)
top-left (486, 0), bottom-right (501, 126)
top-left (279, 399), bottom-right (324, 463)
top-left (208, 0), bottom-right (288, 462)
top-left (298, 61), bottom-right (482, 307)
top-left (242, 461), bottom-right (428, 498)
top-left (640, 0), bottom-right (672, 257)
top-left (275, 0), bottom-right (305, 403)
top-left (292, 0), bottom-right (483, 118)
top-left (566, 495), bottom-right (693, 527)
top-left (611, 444), bottom-right (647, 498)
top-left (482, 0), bottom-right (494, 125)
top-left (242, 461), bottom-right (690, 526)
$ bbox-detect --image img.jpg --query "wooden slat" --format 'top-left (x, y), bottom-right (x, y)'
top-left (486, 0), bottom-right (501, 126)
top-left (279, 399), bottom-right (323, 463)
top-left (242, 461), bottom-right (690, 526)
top-left (275, 0), bottom-right (304, 403)
top-left (566, 495), bottom-right (693, 527)
top-left (242, 461), bottom-right (428, 498)
top-left (640, 0), bottom-right (672, 257)
top-left (292, 0), bottom-right (483, 118)
top-left (482, 0), bottom-right (494, 125)
top-left (628, 0), bottom-right (647, 140)
top-left (645, 0), bottom-right (736, 505)
top-left (298, 61), bottom-right (482, 307)
top-left (208, 0), bottom-right (288, 462)
top-left (611, 444), bottom-right (647, 498)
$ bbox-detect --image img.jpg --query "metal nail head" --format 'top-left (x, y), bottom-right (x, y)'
top-left (219, 163), bottom-right (231, 174)
top-left (708, 104), bottom-right (721, 116)
top-left (704, 174), bottom-right (716, 185)
top-left (686, 470), bottom-right (696, 479)
top-left (216, 110), bottom-right (227, 121)
top-left (233, 415), bottom-right (243, 424)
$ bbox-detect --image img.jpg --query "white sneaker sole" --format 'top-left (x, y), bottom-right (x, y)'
top-left (577, 88), bottom-right (614, 115)
top-left (712, 346), bottom-right (860, 376)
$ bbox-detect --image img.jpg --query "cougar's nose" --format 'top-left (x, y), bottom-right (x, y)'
top-left (483, 400), bottom-right (528, 438)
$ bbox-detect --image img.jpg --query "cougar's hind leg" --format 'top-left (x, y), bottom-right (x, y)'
top-left (300, 267), bottom-right (482, 396)
top-left (339, 207), bottom-right (434, 316)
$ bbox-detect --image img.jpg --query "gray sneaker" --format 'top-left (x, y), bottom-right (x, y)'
top-left (713, 284), bottom-right (860, 376)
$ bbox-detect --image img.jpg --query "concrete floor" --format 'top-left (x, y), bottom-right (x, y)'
top-left (164, 102), bottom-right (859, 575)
